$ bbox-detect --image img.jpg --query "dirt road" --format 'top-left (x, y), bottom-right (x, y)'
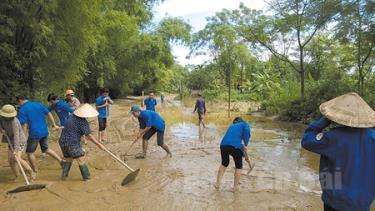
top-left (0, 97), bottom-right (323, 210)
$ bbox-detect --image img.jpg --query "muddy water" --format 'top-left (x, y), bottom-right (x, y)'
top-left (0, 98), bottom-right (323, 210)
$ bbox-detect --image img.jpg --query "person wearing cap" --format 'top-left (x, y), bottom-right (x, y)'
top-left (215, 117), bottom-right (251, 192)
top-left (47, 93), bottom-right (74, 127)
top-left (143, 92), bottom-right (157, 112)
top-left (0, 105), bottom-right (35, 180)
top-left (65, 90), bottom-right (80, 110)
top-left (59, 104), bottom-right (105, 181)
top-left (193, 94), bottom-right (207, 128)
top-left (129, 105), bottom-right (172, 159)
top-left (301, 92), bottom-right (375, 211)
top-left (17, 96), bottom-right (65, 174)
top-left (96, 88), bottom-right (113, 142)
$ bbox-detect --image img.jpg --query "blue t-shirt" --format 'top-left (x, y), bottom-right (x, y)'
top-left (220, 121), bottom-right (251, 150)
top-left (301, 118), bottom-right (375, 211)
top-left (18, 101), bottom-right (50, 140)
top-left (138, 110), bottom-right (165, 132)
top-left (96, 96), bottom-right (111, 118)
top-left (144, 98), bottom-right (157, 111)
top-left (48, 100), bottom-right (74, 127)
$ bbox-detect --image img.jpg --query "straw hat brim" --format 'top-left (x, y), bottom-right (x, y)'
top-left (0, 111), bottom-right (17, 118)
top-left (73, 104), bottom-right (99, 118)
top-left (320, 92), bottom-right (375, 128)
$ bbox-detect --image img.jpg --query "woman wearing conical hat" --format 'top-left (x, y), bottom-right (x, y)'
top-left (0, 105), bottom-right (35, 180)
top-left (301, 92), bottom-right (375, 211)
top-left (59, 104), bottom-right (105, 181)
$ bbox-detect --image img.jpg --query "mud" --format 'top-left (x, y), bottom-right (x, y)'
top-left (0, 97), bottom-right (324, 210)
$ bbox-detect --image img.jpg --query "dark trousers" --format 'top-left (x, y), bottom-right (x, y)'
top-left (324, 204), bottom-right (339, 211)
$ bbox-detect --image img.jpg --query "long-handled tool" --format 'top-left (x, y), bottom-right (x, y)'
top-left (102, 146), bottom-right (140, 186)
top-left (4, 134), bottom-right (47, 194)
top-left (122, 138), bottom-right (139, 161)
top-left (243, 145), bottom-right (255, 174)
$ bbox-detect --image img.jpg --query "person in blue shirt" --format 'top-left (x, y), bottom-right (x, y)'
top-left (129, 105), bottom-right (171, 159)
top-left (301, 92), bottom-right (375, 211)
top-left (193, 94), bottom-right (207, 128)
top-left (216, 117), bottom-right (251, 192)
top-left (47, 93), bottom-right (74, 127)
top-left (143, 92), bottom-right (157, 112)
top-left (17, 95), bottom-right (65, 174)
top-left (96, 88), bottom-right (113, 142)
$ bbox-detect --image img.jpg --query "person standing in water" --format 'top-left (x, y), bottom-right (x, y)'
top-left (59, 104), bottom-right (105, 181)
top-left (96, 88), bottom-right (113, 142)
top-left (0, 105), bottom-right (35, 180)
top-left (193, 93), bottom-right (207, 128)
top-left (129, 105), bottom-right (172, 159)
top-left (216, 117), bottom-right (250, 192)
top-left (47, 93), bottom-right (74, 127)
top-left (65, 89), bottom-right (80, 110)
top-left (17, 96), bottom-right (65, 174)
top-left (301, 92), bottom-right (375, 211)
top-left (144, 92), bottom-right (157, 112)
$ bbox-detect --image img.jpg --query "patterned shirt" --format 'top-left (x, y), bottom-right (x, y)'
top-left (0, 117), bottom-right (27, 151)
top-left (59, 115), bottom-right (91, 145)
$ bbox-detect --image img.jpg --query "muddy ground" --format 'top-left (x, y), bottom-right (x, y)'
top-left (0, 97), bottom-right (326, 210)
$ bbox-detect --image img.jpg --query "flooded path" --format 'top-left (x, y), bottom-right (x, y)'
top-left (0, 98), bottom-right (323, 210)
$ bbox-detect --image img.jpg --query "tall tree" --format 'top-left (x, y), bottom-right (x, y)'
top-left (234, 1), bottom-right (341, 100)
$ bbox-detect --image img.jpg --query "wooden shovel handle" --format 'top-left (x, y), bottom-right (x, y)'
top-left (4, 134), bottom-right (30, 185)
top-left (102, 147), bottom-right (135, 172)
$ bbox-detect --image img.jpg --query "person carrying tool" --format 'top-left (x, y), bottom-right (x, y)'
top-left (96, 88), bottom-right (113, 142)
top-left (17, 95), bottom-right (65, 174)
top-left (0, 105), bottom-right (35, 180)
top-left (143, 92), bottom-right (157, 112)
top-left (59, 104), bottom-right (105, 181)
top-left (47, 93), bottom-right (74, 127)
top-left (301, 92), bottom-right (375, 211)
top-left (193, 93), bottom-right (207, 128)
top-left (65, 89), bottom-right (80, 110)
top-left (216, 117), bottom-right (250, 192)
top-left (129, 105), bottom-right (172, 159)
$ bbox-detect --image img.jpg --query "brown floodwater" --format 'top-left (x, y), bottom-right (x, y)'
top-left (0, 98), bottom-right (325, 210)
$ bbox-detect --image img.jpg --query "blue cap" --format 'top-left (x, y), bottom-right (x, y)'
top-left (129, 105), bottom-right (141, 114)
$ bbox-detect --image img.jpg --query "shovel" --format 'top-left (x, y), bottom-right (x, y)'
top-left (243, 145), bottom-right (255, 174)
top-left (122, 138), bottom-right (139, 161)
top-left (4, 134), bottom-right (47, 194)
top-left (102, 146), bottom-right (140, 186)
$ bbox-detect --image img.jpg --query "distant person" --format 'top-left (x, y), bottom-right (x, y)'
top-left (160, 93), bottom-right (165, 104)
top-left (216, 117), bottom-right (250, 192)
top-left (17, 96), bottom-right (65, 174)
top-left (59, 104), bottom-right (105, 181)
top-left (301, 92), bottom-right (375, 211)
top-left (144, 92), bottom-right (157, 112)
top-left (65, 89), bottom-right (80, 110)
top-left (0, 104), bottom-right (35, 180)
top-left (48, 93), bottom-right (74, 127)
top-left (193, 94), bottom-right (207, 128)
top-left (96, 88), bottom-right (113, 142)
top-left (129, 105), bottom-right (172, 159)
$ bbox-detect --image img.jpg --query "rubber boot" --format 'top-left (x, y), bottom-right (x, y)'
top-left (62, 162), bottom-right (72, 180)
top-left (79, 164), bottom-right (91, 181)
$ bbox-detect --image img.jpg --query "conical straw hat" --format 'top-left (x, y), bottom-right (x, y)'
top-left (319, 92), bottom-right (375, 128)
top-left (74, 104), bottom-right (99, 118)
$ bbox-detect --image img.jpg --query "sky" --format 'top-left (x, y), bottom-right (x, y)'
top-left (153, 0), bottom-right (267, 66)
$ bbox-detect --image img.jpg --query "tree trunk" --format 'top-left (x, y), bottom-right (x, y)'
top-left (228, 66), bottom-right (231, 118)
top-left (240, 62), bottom-right (244, 93)
top-left (299, 47), bottom-right (305, 100)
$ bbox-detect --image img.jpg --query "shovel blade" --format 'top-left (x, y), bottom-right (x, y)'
top-left (247, 163), bottom-right (255, 174)
top-left (7, 184), bottom-right (47, 194)
top-left (121, 169), bottom-right (140, 186)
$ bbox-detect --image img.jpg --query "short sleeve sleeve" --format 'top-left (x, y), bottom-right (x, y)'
top-left (18, 108), bottom-right (28, 125)
top-left (41, 104), bottom-right (49, 115)
top-left (62, 102), bottom-right (74, 113)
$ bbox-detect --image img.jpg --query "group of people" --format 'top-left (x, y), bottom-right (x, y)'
top-left (0, 90), bottom-right (374, 211)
